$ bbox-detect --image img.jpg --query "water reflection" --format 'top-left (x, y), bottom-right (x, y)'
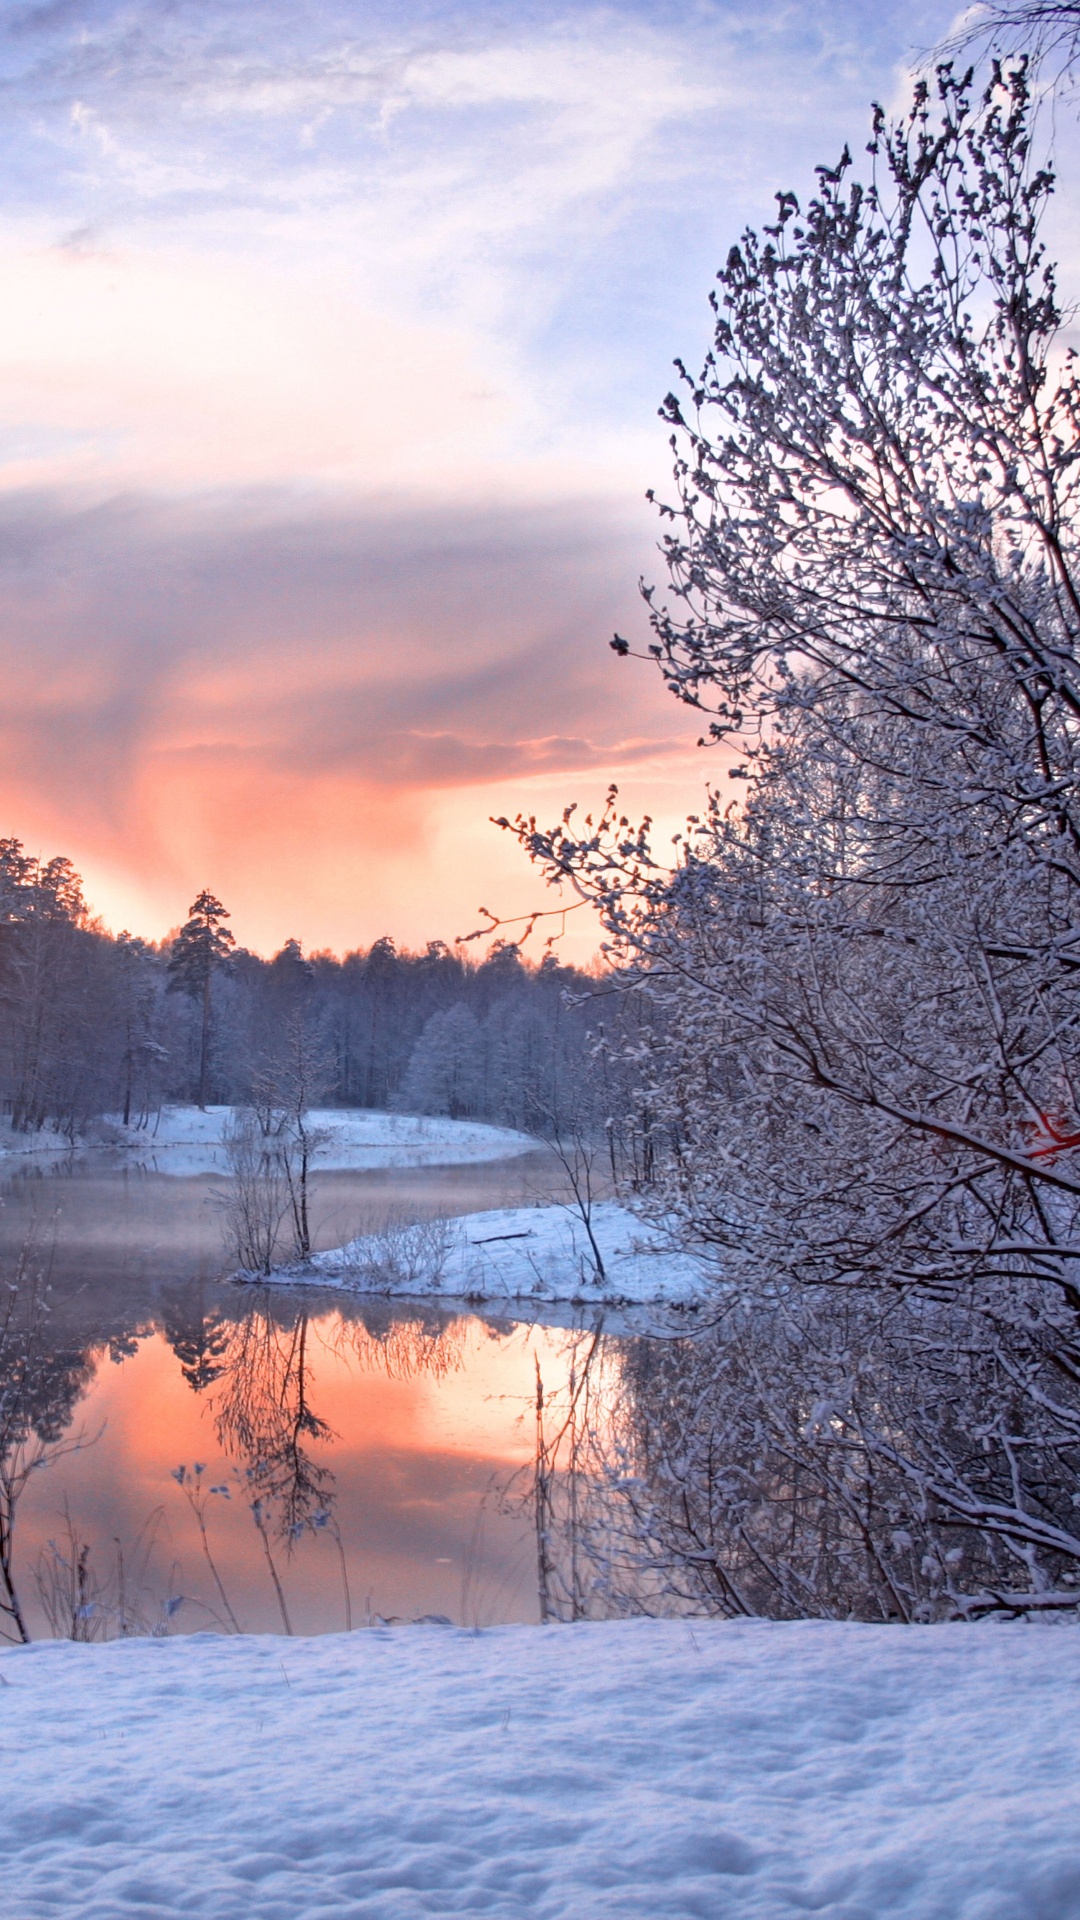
top-left (162, 1282), bottom-right (231, 1392)
top-left (7, 1272), bottom-right (595, 1639)
top-left (0, 1151), bottom-right (639, 1641)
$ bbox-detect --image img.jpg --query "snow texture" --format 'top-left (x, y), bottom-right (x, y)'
top-left (0, 1617), bottom-right (1076, 1919)
top-left (91, 1107), bottom-right (539, 1176)
top-left (0, 1117), bottom-right (77, 1168)
top-left (286, 1200), bottom-right (707, 1306)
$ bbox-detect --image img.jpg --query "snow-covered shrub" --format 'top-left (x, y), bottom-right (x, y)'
top-left (344, 1212), bottom-right (456, 1292)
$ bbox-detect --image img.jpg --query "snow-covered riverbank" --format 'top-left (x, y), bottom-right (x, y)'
top-left (0, 1107), bottom-right (539, 1177)
top-left (282, 1200), bottom-right (708, 1308)
top-left (2, 1617), bottom-right (1075, 1919)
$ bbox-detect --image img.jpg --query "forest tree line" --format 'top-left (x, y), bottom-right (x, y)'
top-left (0, 839), bottom-right (612, 1140)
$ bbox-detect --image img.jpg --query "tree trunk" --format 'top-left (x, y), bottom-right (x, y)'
top-left (199, 970), bottom-right (211, 1111)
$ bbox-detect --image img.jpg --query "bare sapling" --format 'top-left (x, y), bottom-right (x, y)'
top-left (251, 1496), bottom-right (293, 1634)
top-left (251, 1011), bottom-right (333, 1262)
top-left (548, 1119), bottom-right (608, 1287)
top-left (35, 1505), bottom-right (112, 1642)
top-left (34, 1503), bottom-right (180, 1639)
top-left (534, 1050), bottom-right (613, 1286)
top-left (218, 1109), bottom-right (292, 1275)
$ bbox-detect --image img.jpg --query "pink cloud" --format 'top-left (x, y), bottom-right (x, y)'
top-left (0, 487), bottom-right (709, 955)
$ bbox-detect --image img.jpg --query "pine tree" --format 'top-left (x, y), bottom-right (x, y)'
top-left (166, 890), bottom-right (235, 1110)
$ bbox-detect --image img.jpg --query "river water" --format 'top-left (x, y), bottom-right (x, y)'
top-left (0, 1147), bottom-right (622, 1641)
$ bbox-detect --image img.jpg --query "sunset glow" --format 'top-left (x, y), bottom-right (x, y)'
top-left (17, 1310), bottom-right (574, 1635)
top-left (0, 0), bottom-right (992, 956)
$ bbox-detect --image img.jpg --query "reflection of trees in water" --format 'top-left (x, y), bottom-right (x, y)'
top-left (0, 1242), bottom-right (103, 1453)
top-left (526, 1307), bottom-right (1080, 1625)
top-left (161, 1290), bottom-right (471, 1552)
top-left (497, 1325), bottom-right (620, 1624)
top-left (182, 1295), bottom-right (640, 1625)
top-left (161, 1283), bottom-right (230, 1394)
top-left (1, 1261), bottom-right (502, 1635)
top-left (508, 1320), bottom-right (942, 1623)
top-left (22, 1338), bottom-right (97, 1445)
top-left (167, 1292), bottom-right (476, 1633)
top-left (326, 1305), bottom-right (469, 1384)
top-left (212, 1306), bottom-right (334, 1542)
top-left (164, 1297), bottom-right (338, 1634)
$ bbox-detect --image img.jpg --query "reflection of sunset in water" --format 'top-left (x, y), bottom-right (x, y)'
top-left (0, 1156), bottom-right (622, 1641)
top-left (17, 1305), bottom-right (579, 1640)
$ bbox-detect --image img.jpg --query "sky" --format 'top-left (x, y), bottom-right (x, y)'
top-left (0, 0), bottom-right (1026, 958)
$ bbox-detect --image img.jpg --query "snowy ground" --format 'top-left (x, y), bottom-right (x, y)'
top-left (1, 1617), bottom-right (1076, 1919)
top-left (281, 1200), bottom-right (708, 1308)
top-left (0, 1117), bottom-right (78, 1168)
top-left (78, 1107), bottom-right (539, 1176)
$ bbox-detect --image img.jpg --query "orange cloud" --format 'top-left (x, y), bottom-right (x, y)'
top-left (0, 487), bottom-right (713, 957)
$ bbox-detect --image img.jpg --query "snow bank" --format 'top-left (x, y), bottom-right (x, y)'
top-left (286, 1200), bottom-right (708, 1306)
top-left (1, 1617), bottom-right (1076, 1919)
top-left (93, 1106), bottom-right (539, 1176)
top-left (0, 1117), bottom-right (77, 1168)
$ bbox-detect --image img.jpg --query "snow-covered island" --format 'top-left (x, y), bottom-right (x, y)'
top-left (280, 1199), bottom-right (710, 1309)
top-left (2, 1616), bottom-right (1075, 1919)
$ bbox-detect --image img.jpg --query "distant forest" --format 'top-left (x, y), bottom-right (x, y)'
top-left (0, 838), bottom-right (614, 1140)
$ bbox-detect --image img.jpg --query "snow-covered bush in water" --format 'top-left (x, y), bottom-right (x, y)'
top-left (511, 65), bottom-right (1080, 1614)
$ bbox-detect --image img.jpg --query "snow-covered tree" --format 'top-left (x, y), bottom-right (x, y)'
top-left (0, 839), bottom-right (112, 1136)
top-left (512, 64), bottom-right (1080, 1612)
top-left (398, 1004), bottom-right (486, 1119)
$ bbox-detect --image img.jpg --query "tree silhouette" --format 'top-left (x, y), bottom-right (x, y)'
top-left (166, 890), bottom-right (235, 1109)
